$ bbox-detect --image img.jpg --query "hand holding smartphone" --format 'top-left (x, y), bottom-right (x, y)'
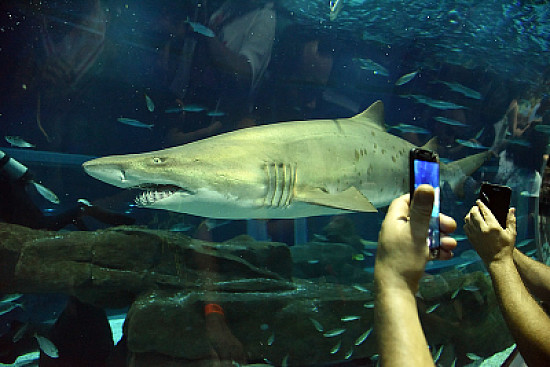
top-left (409, 148), bottom-right (440, 254)
top-left (478, 182), bottom-right (512, 228)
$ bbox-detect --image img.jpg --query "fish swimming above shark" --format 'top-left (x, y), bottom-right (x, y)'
top-left (83, 101), bottom-right (497, 219)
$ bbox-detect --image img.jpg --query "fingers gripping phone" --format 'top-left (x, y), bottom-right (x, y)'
top-left (478, 182), bottom-right (512, 228)
top-left (409, 148), bottom-right (440, 254)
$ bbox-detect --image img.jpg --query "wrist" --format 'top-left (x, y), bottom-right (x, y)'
top-left (374, 264), bottom-right (420, 294)
top-left (487, 255), bottom-right (515, 275)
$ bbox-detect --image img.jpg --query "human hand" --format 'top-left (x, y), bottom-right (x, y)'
top-left (464, 199), bottom-right (516, 266)
top-left (375, 185), bottom-right (457, 292)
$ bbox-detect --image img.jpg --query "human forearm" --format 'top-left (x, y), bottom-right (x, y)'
top-left (513, 248), bottom-right (550, 304)
top-left (375, 268), bottom-right (435, 367)
top-left (489, 257), bottom-right (550, 366)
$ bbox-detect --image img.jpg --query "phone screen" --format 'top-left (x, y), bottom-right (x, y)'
top-left (412, 159), bottom-right (440, 250)
top-left (478, 183), bottom-right (511, 228)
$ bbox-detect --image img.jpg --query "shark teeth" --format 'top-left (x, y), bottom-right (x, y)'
top-left (135, 190), bottom-right (177, 206)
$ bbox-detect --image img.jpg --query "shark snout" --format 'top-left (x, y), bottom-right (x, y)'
top-left (82, 158), bottom-right (133, 188)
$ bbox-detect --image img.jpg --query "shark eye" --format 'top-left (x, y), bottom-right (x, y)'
top-left (152, 157), bottom-right (166, 164)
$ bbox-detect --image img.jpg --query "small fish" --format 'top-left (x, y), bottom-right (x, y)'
top-left (203, 219), bottom-right (231, 231)
top-left (323, 328), bottom-right (346, 337)
top-left (330, 340), bottom-right (341, 354)
top-left (310, 318), bottom-right (324, 332)
top-left (166, 104), bottom-right (206, 113)
top-left (341, 315), bottom-right (360, 322)
top-left (267, 332), bottom-right (275, 346)
top-left (426, 303), bottom-right (440, 313)
top-left (33, 182), bottom-right (60, 204)
top-left (344, 348), bottom-right (354, 359)
top-left (329, 0), bottom-right (344, 21)
top-left (437, 81), bottom-right (482, 100)
top-left (363, 302), bottom-right (375, 309)
top-left (0, 302), bottom-right (22, 316)
top-left (169, 223), bottom-right (194, 232)
top-left (281, 354), bottom-right (289, 367)
top-left (466, 352), bottom-right (483, 361)
top-left (12, 322), bottom-right (30, 343)
top-left (395, 70), bottom-right (418, 86)
top-left (451, 235), bottom-right (468, 241)
top-left (463, 285), bottom-right (480, 292)
top-left (451, 288), bottom-right (460, 299)
top-left (186, 20), bottom-right (215, 37)
top-left (352, 253), bottom-right (365, 261)
top-left (389, 123), bottom-right (431, 135)
top-left (455, 139), bottom-right (488, 149)
top-left (506, 138), bottom-right (531, 147)
top-left (1, 293), bottom-right (23, 303)
top-left (117, 118), bottom-right (154, 129)
top-left (516, 239), bottom-right (534, 248)
top-left (34, 334), bottom-right (59, 358)
top-left (354, 327), bottom-right (373, 346)
top-left (353, 284), bottom-right (371, 293)
top-left (145, 93), bottom-right (155, 112)
top-left (207, 111), bottom-right (226, 117)
top-left (433, 116), bottom-right (468, 127)
top-left (535, 124), bottom-right (550, 134)
top-left (406, 94), bottom-right (468, 110)
top-left (354, 58), bottom-right (389, 76)
top-left (307, 259), bottom-right (320, 264)
top-left (432, 345), bottom-right (444, 362)
top-left (5, 136), bottom-right (35, 148)
top-left (451, 357), bottom-right (457, 367)
top-left (313, 234), bottom-right (329, 241)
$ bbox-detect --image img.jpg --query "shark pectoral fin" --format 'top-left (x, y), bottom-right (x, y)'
top-left (296, 187), bottom-right (378, 213)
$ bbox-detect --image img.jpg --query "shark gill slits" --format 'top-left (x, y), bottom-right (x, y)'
top-left (264, 163), bottom-right (296, 208)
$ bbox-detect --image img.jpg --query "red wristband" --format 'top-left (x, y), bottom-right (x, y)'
top-left (204, 303), bottom-right (224, 317)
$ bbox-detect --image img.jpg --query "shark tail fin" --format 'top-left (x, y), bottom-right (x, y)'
top-left (441, 151), bottom-right (493, 197)
top-left (350, 100), bottom-right (385, 130)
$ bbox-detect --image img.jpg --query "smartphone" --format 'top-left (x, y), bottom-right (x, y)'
top-left (478, 182), bottom-right (512, 228)
top-left (409, 148), bottom-right (440, 253)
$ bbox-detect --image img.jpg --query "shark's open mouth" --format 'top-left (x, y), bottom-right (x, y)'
top-left (134, 184), bottom-right (191, 206)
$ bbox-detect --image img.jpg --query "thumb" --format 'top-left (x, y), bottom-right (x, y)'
top-left (409, 184), bottom-right (434, 238)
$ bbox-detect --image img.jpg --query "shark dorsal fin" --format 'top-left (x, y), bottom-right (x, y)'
top-left (421, 137), bottom-right (438, 152)
top-left (295, 187), bottom-right (377, 213)
top-left (350, 100), bottom-right (385, 131)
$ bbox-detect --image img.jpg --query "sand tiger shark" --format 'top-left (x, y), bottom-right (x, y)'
top-left (83, 101), bottom-right (494, 219)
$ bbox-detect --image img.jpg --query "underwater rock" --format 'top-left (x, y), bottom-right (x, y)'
top-left (0, 223), bottom-right (291, 308)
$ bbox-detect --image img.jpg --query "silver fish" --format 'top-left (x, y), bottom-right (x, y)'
top-left (463, 285), bottom-right (480, 292)
top-left (389, 123), bottom-right (431, 135)
top-left (169, 223), bottom-right (194, 232)
top-left (535, 124), bottom-right (550, 134)
top-left (33, 182), bottom-right (60, 204)
top-left (281, 354), bottom-right (289, 367)
top-left (354, 327), bottom-right (373, 346)
top-left (438, 81), bottom-right (482, 100)
top-left (341, 315), bottom-right (360, 322)
top-left (433, 116), bottom-right (468, 127)
top-left (1, 293), bottom-right (23, 303)
top-left (330, 340), bottom-right (341, 354)
top-left (145, 93), bottom-right (155, 112)
top-left (455, 139), bottom-right (488, 149)
top-left (5, 136), bottom-right (35, 148)
top-left (395, 70), bottom-right (419, 86)
top-left (310, 318), bottom-right (324, 332)
top-left (451, 288), bottom-right (460, 299)
top-left (13, 322), bottom-right (30, 343)
top-left (426, 303), bottom-right (440, 313)
top-left (0, 302), bottom-right (22, 316)
top-left (432, 345), bottom-right (444, 362)
top-left (186, 21), bottom-right (215, 38)
top-left (344, 348), bottom-right (354, 359)
top-left (323, 328), bottom-right (346, 337)
top-left (267, 332), bottom-right (275, 346)
top-left (354, 58), bottom-right (389, 76)
top-left (34, 334), bottom-right (59, 358)
top-left (329, 0), bottom-right (344, 21)
top-left (407, 94), bottom-right (468, 110)
top-left (117, 118), bottom-right (154, 129)
top-left (466, 352), bottom-right (483, 361)
top-left (207, 111), bottom-right (226, 117)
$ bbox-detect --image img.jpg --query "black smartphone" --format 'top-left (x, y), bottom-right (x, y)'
top-left (409, 148), bottom-right (440, 253)
top-left (478, 182), bottom-right (512, 228)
